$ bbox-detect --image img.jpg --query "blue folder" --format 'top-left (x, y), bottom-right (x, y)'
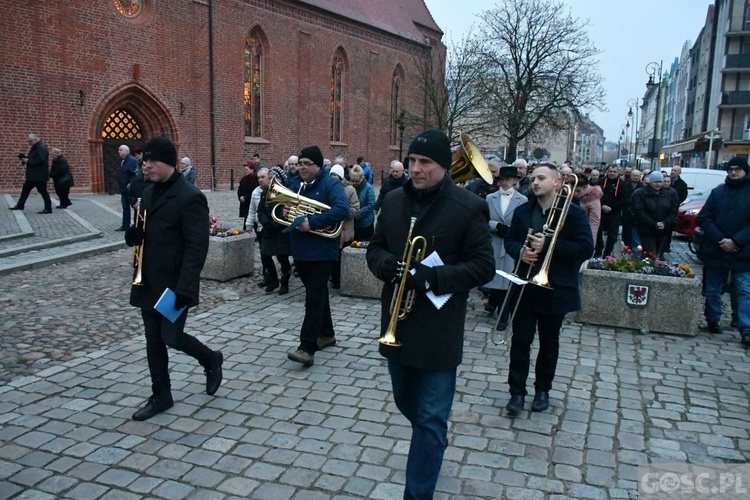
top-left (154, 288), bottom-right (186, 323)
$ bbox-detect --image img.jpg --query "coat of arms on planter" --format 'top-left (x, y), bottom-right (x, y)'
top-left (626, 284), bottom-right (649, 307)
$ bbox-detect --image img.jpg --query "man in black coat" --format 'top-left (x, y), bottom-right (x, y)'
top-left (595, 164), bottom-right (625, 257)
top-left (50, 148), bottom-right (74, 208)
top-left (374, 160), bottom-right (407, 211)
top-left (124, 137), bottom-right (224, 421)
top-left (11, 133), bottom-right (52, 214)
top-left (117, 145), bottom-right (138, 231)
top-left (504, 164), bottom-right (594, 415)
top-left (367, 129), bottom-right (495, 499)
top-left (697, 156), bottom-right (750, 340)
top-left (670, 165), bottom-right (689, 204)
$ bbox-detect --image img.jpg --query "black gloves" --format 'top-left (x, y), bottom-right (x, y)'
top-left (125, 226), bottom-right (144, 246)
top-left (495, 223), bottom-right (510, 238)
top-left (174, 293), bottom-right (191, 310)
top-left (380, 255), bottom-right (403, 283)
top-left (405, 263), bottom-right (438, 294)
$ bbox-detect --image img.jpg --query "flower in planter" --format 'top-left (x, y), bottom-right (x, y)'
top-left (209, 215), bottom-right (245, 238)
top-left (588, 246), bottom-right (694, 279)
top-left (350, 241), bottom-right (369, 248)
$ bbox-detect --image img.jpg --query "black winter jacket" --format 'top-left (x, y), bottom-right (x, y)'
top-left (697, 176), bottom-right (750, 271)
top-left (630, 186), bottom-right (678, 236)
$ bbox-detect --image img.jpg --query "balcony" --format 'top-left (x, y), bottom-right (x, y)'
top-left (725, 25), bottom-right (750, 37)
top-left (722, 54), bottom-right (750, 72)
top-left (719, 91), bottom-right (750, 108)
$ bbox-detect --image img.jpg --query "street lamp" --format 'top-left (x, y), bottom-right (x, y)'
top-left (645, 61), bottom-right (663, 167)
top-left (627, 98), bottom-right (640, 167)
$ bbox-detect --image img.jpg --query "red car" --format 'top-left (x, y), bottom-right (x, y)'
top-left (674, 199), bottom-right (705, 236)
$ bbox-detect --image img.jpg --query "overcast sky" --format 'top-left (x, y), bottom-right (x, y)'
top-left (423, 0), bottom-right (713, 144)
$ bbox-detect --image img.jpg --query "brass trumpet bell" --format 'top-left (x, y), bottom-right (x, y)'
top-left (450, 132), bottom-right (493, 185)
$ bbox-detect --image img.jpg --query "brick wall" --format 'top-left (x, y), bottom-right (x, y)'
top-left (0, 0), bottom-right (443, 192)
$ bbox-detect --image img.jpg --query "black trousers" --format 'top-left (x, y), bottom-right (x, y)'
top-left (595, 213), bottom-right (620, 257)
top-left (354, 225), bottom-right (374, 241)
top-left (54, 184), bottom-right (72, 207)
top-left (640, 231), bottom-right (667, 257)
top-left (508, 290), bottom-right (565, 396)
top-left (296, 261), bottom-right (335, 354)
top-left (141, 309), bottom-right (214, 399)
top-left (621, 220), bottom-right (634, 249)
top-left (16, 180), bottom-right (51, 210)
top-left (261, 254), bottom-right (291, 282)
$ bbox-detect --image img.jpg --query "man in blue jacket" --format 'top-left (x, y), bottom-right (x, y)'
top-left (286, 145), bottom-right (349, 366)
top-left (697, 156), bottom-right (750, 341)
top-left (504, 163), bottom-right (594, 415)
top-left (117, 145), bottom-right (138, 231)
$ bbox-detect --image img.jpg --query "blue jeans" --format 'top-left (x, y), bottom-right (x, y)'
top-left (388, 360), bottom-right (456, 500)
top-left (120, 192), bottom-right (131, 229)
top-left (704, 268), bottom-right (750, 333)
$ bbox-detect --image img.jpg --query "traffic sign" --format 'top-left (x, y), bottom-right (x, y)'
top-left (621, 148), bottom-right (628, 156)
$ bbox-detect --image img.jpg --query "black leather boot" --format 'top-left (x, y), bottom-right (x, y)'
top-left (258, 269), bottom-right (270, 288)
top-left (132, 395), bottom-right (174, 421)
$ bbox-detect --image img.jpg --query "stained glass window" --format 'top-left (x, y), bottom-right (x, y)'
top-left (101, 110), bottom-right (142, 139)
top-left (244, 31), bottom-right (263, 138)
top-left (113, 0), bottom-right (142, 17)
top-left (330, 52), bottom-right (344, 142)
top-left (390, 67), bottom-right (403, 146)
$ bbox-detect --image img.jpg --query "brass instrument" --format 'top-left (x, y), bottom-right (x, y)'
top-left (266, 176), bottom-right (343, 239)
top-left (494, 173), bottom-right (578, 345)
top-left (379, 217), bottom-right (427, 347)
top-left (450, 132), bottom-right (493, 185)
top-left (131, 198), bottom-right (146, 286)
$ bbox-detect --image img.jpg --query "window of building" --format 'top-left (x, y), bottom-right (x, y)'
top-left (244, 30), bottom-right (263, 138)
top-left (330, 50), bottom-right (345, 142)
top-left (101, 109), bottom-right (143, 140)
top-left (390, 66), bottom-right (404, 146)
top-left (745, 1), bottom-right (750, 30)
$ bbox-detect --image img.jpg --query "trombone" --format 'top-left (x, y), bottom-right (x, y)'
top-left (131, 198), bottom-right (146, 286)
top-left (493, 173), bottom-right (578, 345)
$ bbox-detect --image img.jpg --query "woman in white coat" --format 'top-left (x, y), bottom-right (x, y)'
top-left (483, 165), bottom-right (528, 330)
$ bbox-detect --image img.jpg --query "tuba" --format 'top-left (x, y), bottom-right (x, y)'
top-left (131, 198), bottom-right (146, 286)
top-left (379, 217), bottom-right (427, 347)
top-left (450, 132), bottom-right (493, 185)
top-left (266, 176), bottom-right (343, 239)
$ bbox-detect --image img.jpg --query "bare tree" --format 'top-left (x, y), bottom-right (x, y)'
top-left (411, 31), bottom-right (493, 147)
top-left (478, 0), bottom-right (606, 162)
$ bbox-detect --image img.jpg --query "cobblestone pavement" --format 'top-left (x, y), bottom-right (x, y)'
top-left (1, 190), bottom-right (748, 499)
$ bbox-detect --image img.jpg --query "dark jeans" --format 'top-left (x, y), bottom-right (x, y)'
top-left (120, 192), bottom-right (131, 229)
top-left (16, 180), bottom-right (51, 210)
top-left (704, 267), bottom-right (750, 333)
top-left (640, 231), bottom-right (667, 257)
top-left (388, 360), bottom-right (456, 500)
top-left (354, 224), bottom-right (374, 241)
top-left (54, 184), bottom-right (72, 207)
top-left (260, 254), bottom-right (291, 283)
top-left (595, 213), bottom-right (620, 257)
top-left (296, 261), bottom-right (336, 354)
top-left (508, 290), bottom-right (565, 396)
top-left (141, 309), bottom-right (214, 399)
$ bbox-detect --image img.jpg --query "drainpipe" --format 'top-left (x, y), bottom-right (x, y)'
top-left (209, 0), bottom-right (216, 191)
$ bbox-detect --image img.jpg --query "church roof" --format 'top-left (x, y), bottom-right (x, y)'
top-left (298, 0), bottom-right (442, 43)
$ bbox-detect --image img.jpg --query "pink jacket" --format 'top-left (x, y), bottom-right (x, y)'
top-left (577, 184), bottom-right (603, 241)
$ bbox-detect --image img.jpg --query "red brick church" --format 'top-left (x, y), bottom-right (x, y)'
top-left (0, 0), bottom-right (445, 192)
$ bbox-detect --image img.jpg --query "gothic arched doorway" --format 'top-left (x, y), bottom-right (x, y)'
top-left (89, 83), bottom-right (177, 193)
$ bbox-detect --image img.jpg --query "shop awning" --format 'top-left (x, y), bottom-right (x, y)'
top-left (661, 138), bottom-right (698, 154)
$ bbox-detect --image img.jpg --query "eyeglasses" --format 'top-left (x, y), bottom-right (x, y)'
top-left (728, 166), bottom-right (743, 172)
top-left (298, 160), bottom-right (313, 166)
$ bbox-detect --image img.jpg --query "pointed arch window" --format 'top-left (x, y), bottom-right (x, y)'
top-left (330, 52), bottom-right (345, 142)
top-left (390, 67), bottom-right (404, 146)
top-left (244, 30), bottom-right (263, 138)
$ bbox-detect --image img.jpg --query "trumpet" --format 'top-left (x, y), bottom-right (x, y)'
top-left (379, 217), bottom-right (427, 347)
top-left (131, 198), bottom-right (146, 286)
top-left (493, 173), bottom-right (578, 345)
top-left (266, 176), bottom-right (343, 239)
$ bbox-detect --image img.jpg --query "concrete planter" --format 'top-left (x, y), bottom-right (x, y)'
top-left (340, 246), bottom-right (382, 299)
top-left (201, 232), bottom-right (255, 282)
top-left (576, 268), bottom-right (701, 336)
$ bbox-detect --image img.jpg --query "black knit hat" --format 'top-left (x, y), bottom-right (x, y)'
top-left (299, 145), bottom-right (324, 168)
top-left (407, 129), bottom-right (452, 169)
top-left (726, 156), bottom-right (750, 174)
top-left (143, 137), bottom-right (177, 167)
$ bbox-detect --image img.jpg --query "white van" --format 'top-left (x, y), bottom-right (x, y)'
top-left (675, 167), bottom-right (726, 203)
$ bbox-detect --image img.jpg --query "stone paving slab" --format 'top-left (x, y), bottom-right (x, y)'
top-left (0, 189), bottom-right (743, 500)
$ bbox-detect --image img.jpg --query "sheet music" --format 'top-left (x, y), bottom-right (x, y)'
top-left (412, 251), bottom-right (452, 310)
top-left (496, 269), bottom-right (527, 286)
